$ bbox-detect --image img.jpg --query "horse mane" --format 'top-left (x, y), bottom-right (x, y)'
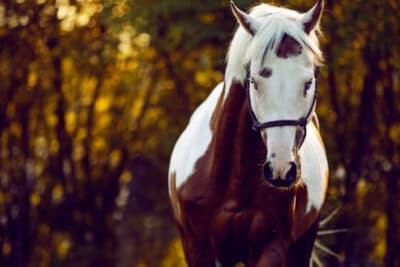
top-left (225, 3), bottom-right (323, 86)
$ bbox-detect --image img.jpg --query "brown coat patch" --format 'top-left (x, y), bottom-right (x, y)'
top-left (292, 182), bottom-right (318, 240)
top-left (276, 34), bottom-right (303, 59)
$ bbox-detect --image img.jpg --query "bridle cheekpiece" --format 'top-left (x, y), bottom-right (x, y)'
top-left (245, 65), bottom-right (320, 147)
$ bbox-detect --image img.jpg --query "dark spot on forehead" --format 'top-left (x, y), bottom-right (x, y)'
top-left (276, 33), bottom-right (302, 58)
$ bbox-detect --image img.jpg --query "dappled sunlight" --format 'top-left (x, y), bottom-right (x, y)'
top-left (56, 0), bottom-right (103, 31)
top-left (0, 0), bottom-right (399, 266)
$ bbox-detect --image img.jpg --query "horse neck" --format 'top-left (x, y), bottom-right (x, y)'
top-left (209, 80), bottom-right (265, 184)
top-left (209, 80), bottom-right (297, 224)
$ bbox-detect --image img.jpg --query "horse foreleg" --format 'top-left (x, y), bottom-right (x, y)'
top-left (178, 226), bottom-right (215, 267)
top-left (286, 220), bottom-right (319, 267)
top-left (185, 243), bottom-right (215, 267)
top-left (251, 240), bottom-right (288, 267)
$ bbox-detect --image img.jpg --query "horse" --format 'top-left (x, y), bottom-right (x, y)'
top-left (168, 1), bottom-right (328, 266)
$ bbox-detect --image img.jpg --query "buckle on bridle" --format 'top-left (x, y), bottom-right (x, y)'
top-left (298, 117), bottom-right (307, 127)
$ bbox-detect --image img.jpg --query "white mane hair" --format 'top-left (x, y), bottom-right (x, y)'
top-left (225, 3), bottom-right (323, 88)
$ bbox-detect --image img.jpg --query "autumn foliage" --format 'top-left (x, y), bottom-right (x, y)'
top-left (0, 0), bottom-right (399, 267)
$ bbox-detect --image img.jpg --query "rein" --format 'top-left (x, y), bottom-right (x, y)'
top-left (245, 65), bottom-right (320, 147)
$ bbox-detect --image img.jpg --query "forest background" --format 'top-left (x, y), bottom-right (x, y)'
top-left (0, 0), bottom-right (399, 266)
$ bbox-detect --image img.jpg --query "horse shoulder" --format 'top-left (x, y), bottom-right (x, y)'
top-left (293, 122), bottom-right (329, 239)
top-left (168, 83), bottom-right (224, 214)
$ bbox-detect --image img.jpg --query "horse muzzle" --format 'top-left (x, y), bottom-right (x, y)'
top-left (263, 161), bottom-right (297, 188)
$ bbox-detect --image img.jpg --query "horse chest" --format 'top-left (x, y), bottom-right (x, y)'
top-left (209, 195), bottom-right (294, 264)
top-left (212, 206), bottom-right (273, 242)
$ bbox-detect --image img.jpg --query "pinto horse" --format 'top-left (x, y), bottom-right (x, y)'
top-left (168, 1), bottom-right (328, 266)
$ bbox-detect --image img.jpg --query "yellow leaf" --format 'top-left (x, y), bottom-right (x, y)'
top-left (52, 184), bottom-right (64, 204)
top-left (93, 137), bottom-right (106, 151)
top-left (65, 111), bottom-right (76, 133)
top-left (72, 144), bottom-right (84, 161)
top-left (28, 71), bottom-right (38, 88)
top-left (76, 13), bottom-right (89, 27)
top-left (47, 114), bottom-right (58, 127)
top-left (2, 241), bottom-right (12, 256)
top-left (120, 171), bottom-right (132, 184)
top-left (356, 178), bottom-right (368, 198)
top-left (372, 215), bottom-right (387, 262)
top-left (77, 128), bottom-right (87, 140)
top-left (50, 139), bottom-right (60, 154)
top-left (30, 193), bottom-right (41, 206)
top-left (9, 122), bottom-right (21, 137)
top-left (134, 33), bottom-right (151, 48)
top-left (97, 113), bottom-right (111, 129)
top-left (56, 236), bottom-right (71, 260)
top-left (389, 124), bottom-right (400, 142)
top-left (109, 150), bottom-right (122, 168)
top-left (95, 97), bottom-right (112, 112)
top-left (198, 13), bottom-right (215, 24)
top-left (195, 71), bottom-right (209, 87)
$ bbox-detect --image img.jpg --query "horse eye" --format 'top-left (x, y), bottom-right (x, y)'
top-left (249, 77), bottom-right (258, 90)
top-left (259, 67), bottom-right (272, 78)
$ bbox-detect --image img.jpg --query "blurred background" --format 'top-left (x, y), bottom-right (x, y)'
top-left (0, 0), bottom-right (399, 266)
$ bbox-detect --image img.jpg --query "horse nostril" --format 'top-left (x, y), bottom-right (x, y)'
top-left (285, 162), bottom-right (297, 184)
top-left (263, 162), bottom-right (274, 182)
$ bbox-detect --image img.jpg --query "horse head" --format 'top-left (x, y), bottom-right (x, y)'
top-left (230, 0), bottom-right (324, 189)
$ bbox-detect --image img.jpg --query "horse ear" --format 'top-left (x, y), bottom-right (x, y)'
top-left (301, 0), bottom-right (324, 34)
top-left (230, 1), bottom-right (261, 36)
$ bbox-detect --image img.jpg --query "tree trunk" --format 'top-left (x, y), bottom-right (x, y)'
top-left (342, 47), bottom-right (379, 266)
top-left (383, 62), bottom-right (400, 267)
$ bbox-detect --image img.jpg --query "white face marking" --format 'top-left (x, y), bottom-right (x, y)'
top-left (248, 50), bottom-right (315, 178)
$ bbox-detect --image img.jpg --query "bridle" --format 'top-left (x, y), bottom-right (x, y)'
top-left (245, 64), bottom-right (320, 147)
